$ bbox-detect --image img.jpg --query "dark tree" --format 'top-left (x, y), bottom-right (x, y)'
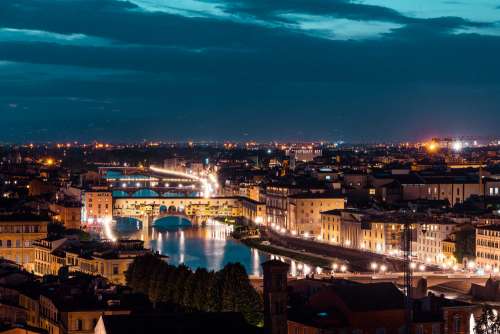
top-left (454, 228), bottom-right (476, 263)
top-left (125, 256), bottom-right (263, 326)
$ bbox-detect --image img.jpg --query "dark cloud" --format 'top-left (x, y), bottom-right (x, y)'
top-left (0, 0), bottom-right (499, 143)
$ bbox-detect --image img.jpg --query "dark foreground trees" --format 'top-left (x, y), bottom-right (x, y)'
top-left (126, 254), bottom-right (263, 327)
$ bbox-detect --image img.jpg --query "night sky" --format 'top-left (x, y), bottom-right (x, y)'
top-left (1, 0), bottom-right (500, 143)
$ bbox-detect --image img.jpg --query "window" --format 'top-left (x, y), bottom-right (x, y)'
top-left (76, 319), bottom-right (83, 331)
top-left (416, 324), bottom-right (424, 334)
top-left (112, 264), bottom-right (119, 275)
top-left (453, 315), bottom-right (461, 334)
top-left (7, 240), bottom-right (11, 248)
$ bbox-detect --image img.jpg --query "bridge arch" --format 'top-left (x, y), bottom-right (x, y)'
top-left (153, 215), bottom-right (192, 228)
top-left (132, 189), bottom-right (160, 197)
top-left (112, 190), bottom-right (129, 198)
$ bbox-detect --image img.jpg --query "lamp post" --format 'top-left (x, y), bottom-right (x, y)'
top-left (371, 262), bottom-right (378, 275)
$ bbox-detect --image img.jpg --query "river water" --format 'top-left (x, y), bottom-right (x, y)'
top-left (113, 218), bottom-right (270, 276)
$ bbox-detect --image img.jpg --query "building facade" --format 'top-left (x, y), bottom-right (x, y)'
top-left (287, 194), bottom-right (345, 236)
top-left (476, 224), bottom-right (500, 272)
top-left (82, 191), bottom-right (113, 225)
top-left (0, 215), bottom-right (48, 270)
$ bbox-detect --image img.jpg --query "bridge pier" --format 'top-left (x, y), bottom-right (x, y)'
top-left (142, 214), bottom-right (153, 229)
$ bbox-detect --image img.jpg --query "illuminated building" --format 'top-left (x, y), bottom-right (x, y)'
top-left (320, 210), bottom-right (342, 244)
top-left (82, 190), bottom-right (113, 226)
top-left (238, 184), bottom-right (261, 202)
top-left (416, 220), bottom-right (456, 266)
top-left (0, 215), bottom-right (48, 271)
top-left (287, 193), bottom-right (345, 236)
top-left (34, 239), bottom-right (152, 285)
top-left (240, 197), bottom-right (266, 224)
top-left (285, 147), bottom-right (322, 162)
top-left (475, 224), bottom-right (500, 272)
top-left (264, 184), bottom-right (300, 229)
top-left (322, 209), bottom-right (392, 252)
top-left (442, 237), bottom-right (457, 266)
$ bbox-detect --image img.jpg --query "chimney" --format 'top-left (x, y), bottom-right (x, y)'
top-left (262, 260), bottom-right (290, 334)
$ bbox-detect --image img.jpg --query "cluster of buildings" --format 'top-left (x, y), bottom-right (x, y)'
top-left (4, 141), bottom-right (500, 274)
top-left (2, 140), bottom-right (500, 332)
top-left (263, 260), bottom-right (479, 334)
top-left (218, 140), bottom-right (500, 275)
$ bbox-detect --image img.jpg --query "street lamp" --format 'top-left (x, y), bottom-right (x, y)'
top-left (371, 262), bottom-right (378, 274)
top-left (380, 264), bottom-right (387, 274)
top-left (340, 264), bottom-right (347, 273)
top-left (467, 261), bottom-right (476, 271)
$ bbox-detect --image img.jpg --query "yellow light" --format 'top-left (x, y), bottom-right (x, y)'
top-left (46, 158), bottom-right (54, 166)
top-left (427, 142), bottom-right (438, 152)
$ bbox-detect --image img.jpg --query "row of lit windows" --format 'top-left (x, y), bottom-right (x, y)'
top-left (477, 229), bottom-right (500, 237)
top-left (0, 239), bottom-right (31, 248)
top-left (0, 225), bottom-right (41, 233)
top-left (477, 239), bottom-right (500, 248)
top-left (477, 252), bottom-right (500, 260)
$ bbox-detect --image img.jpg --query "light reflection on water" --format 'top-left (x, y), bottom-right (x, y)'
top-left (114, 219), bottom-right (269, 275)
top-left (113, 218), bottom-right (320, 277)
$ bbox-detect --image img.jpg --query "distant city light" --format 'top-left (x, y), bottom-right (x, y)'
top-left (452, 141), bottom-right (463, 152)
top-left (427, 142), bottom-right (438, 152)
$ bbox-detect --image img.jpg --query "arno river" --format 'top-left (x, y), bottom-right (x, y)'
top-left (113, 217), bottom-right (270, 276)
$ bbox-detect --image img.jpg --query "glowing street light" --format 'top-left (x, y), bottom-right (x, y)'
top-left (467, 261), bottom-right (476, 271)
top-left (370, 262), bottom-right (378, 274)
top-left (340, 264), bottom-right (347, 273)
top-left (380, 264), bottom-right (387, 273)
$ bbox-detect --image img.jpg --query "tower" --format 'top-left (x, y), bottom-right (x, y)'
top-left (262, 260), bottom-right (290, 334)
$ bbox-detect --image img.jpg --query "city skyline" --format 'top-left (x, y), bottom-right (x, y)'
top-left (1, 0), bottom-right (500, 142)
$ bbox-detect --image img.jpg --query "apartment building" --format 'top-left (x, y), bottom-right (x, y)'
top-left (0, 215), bottom-right (48, 270)
top-left (34, 239), bottom-right (151, 285)
top-left (416, 219), bottom-right (456, 265)
top-left (287, 193), bottom-right (345, 236)
top-left (476, 224), bottom-right (500, 272)
top-left (82, 190), bottom-right (113, 225)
